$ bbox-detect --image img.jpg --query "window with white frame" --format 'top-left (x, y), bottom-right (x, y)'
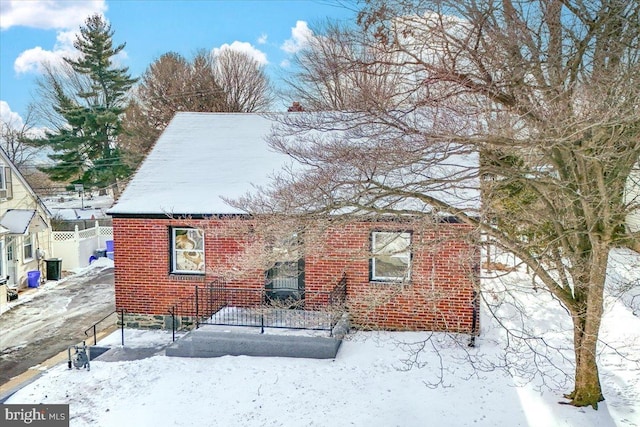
top-left (23, 234), bottom-right (34, 261)
top-left (0, 165), bottom-right (12, 199)
top-left (370, 231), bottom-right (411, 282)
top-left (171, 227), bottom-right (205, 274)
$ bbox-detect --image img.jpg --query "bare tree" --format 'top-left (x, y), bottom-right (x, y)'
top-left (0, 105), bottom-right (42, 169)
top-left (212, 49), bottom-right (274, 112)
top-left (120, 51), bottom-right (228, 167)
top-left (235, 0), bottom-right (640, 409)
top-left (284, 22), bottom-right (408, 111)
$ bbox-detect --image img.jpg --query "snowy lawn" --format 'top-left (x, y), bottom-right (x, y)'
top-left (5, 251), bottom-right (640, 427)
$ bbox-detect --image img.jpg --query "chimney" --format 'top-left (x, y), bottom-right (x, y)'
top-left (287, 101), bottom-right (304, 112)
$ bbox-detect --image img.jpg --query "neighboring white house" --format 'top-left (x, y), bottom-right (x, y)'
top-left (0, 149), bottom-right (53, 293)
top-left (626, 162), bottom-right (640, 234)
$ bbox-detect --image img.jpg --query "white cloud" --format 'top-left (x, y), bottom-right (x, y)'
top-left (0, 101), bottom-right (24, 128)
top-left (212, 41), bottom-right (268, 66)
top-left (257, 34), bottom-right (268, 45)
top-left (14, 30), bottom-right (79, 74)
top-left (281, 21), bottom-right (314, 54)
top-left (0, 0), bottom-right (107, 30)
top-left (280, 59), bottom-right (291, 68)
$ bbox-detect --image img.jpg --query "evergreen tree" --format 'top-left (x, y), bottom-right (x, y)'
top-left (38, 14), bottom-right (137, 194)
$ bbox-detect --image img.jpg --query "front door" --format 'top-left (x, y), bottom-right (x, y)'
top-left (266, 258), bottom-right (305, 302)
top-left (6, 237), bottom-right (17, 286)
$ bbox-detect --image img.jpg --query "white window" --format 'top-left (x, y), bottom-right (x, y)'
top-left (171, 228), bottom-right (205, 274)
top-left (370, 231), bottom-right (411, 282)
top-left (23, 234), bottom-right (34, 261)
top-left (0, 165), bottom-right (12, 199)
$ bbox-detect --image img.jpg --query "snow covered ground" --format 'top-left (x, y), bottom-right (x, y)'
top-left (5, 250), bottom-right (640, 427)
top-left (0, 257), bottom-right (114, 316)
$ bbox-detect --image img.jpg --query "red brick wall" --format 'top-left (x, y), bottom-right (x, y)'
top-left (304, 221), bottom-right (479, 332)
top-left (113, 217), bottom-right (479, 332)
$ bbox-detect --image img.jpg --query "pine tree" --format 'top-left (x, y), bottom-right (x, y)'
top-left (38, 14), bottom-right (137, 194)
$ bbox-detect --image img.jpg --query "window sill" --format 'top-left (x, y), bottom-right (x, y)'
top-left (169, 273), bottom-right (206, 281)
top-left (369, 279), bottom-right (412, 286)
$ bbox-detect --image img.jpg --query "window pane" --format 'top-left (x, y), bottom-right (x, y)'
top-left (23, 235), bottom-right (33, 260)
top-left (374, 256), bottom-right (409, 279)
top-left (373, 232), bottom-right (410, 255)
top-left (174, 229), bottom-right (204, 250)
top-left (175, 250), bottom-right (204, 272)
top-left (371, 231), bottom-right (411, 281)
top-left (172, 228), bottom-right (205, 273)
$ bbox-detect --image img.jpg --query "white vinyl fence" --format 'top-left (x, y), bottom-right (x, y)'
top-left (51, 222), bottom-right (113, 271)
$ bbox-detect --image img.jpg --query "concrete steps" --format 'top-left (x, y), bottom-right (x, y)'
top-left (166, 314), bottom-right (349, 359)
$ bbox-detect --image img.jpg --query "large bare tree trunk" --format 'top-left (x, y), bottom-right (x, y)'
top-left (565, 243), bottom-right (608, 408)
top-left (568, 313), bottom-right (604, 408)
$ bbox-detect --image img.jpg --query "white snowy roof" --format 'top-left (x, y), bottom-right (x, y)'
top-left (50, 208), bottom-right (109, 220)
top-left (110, 113), bottom-right (290, 216)
top-left (0, 209), bottom-right (48, 234)
top-left (110, 112), bottom-right (480, 217)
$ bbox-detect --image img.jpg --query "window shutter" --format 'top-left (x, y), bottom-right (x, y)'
top-left (4, 167), bottom-right (12, 199)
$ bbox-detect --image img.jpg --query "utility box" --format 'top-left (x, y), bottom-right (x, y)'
top-left (45, 258), bottom-right (63, 281)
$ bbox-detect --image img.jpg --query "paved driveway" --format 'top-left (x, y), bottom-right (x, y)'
top-left (0, 266), bottom-right (115, 386)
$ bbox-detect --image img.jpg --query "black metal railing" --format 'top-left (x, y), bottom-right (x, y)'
top-left (84, 308), bottom-right (126, 346)
top-left (168, 274), bottom-right (348, 341)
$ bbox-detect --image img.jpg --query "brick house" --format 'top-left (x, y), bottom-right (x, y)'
top-left (109, 113), bottom-right (480, 333)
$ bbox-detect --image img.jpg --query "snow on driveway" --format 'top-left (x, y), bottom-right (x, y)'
top-left (0, 259), bottom-right (115, 385)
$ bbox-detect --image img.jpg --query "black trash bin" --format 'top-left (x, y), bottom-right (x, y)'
top-left (45, 258), bottom-right (62, 281)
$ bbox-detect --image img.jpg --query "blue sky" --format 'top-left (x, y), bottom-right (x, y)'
top-left (0, 0), bottom-right (357, 127)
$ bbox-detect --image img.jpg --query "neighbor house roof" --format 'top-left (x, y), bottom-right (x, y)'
top-left (0, 209), bottom-right (48, 234)
top-left (110, 113), bottom-right (292, 216)
top-left (0, 147), bottom-right (52, 218)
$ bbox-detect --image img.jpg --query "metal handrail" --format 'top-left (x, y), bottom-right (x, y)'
top-left (168, 274), bottom-right (348, 341)
top-left (84, 308), bottom-right (126, 346)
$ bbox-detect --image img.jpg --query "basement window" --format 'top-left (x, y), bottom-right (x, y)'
top-left (370, 231), bottom-right (411, 282)
top-left (171, 227), bottom-right (205, 274)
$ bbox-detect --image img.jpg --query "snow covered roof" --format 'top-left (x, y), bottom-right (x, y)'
top-left (50, 208), bottom-right (110, 221)
top-left (110, 113), bottom-right (291, 216)
top-left (0, 209), bottom-right (48, 234)
top-left (110, 112), bottom-right (480, 217)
